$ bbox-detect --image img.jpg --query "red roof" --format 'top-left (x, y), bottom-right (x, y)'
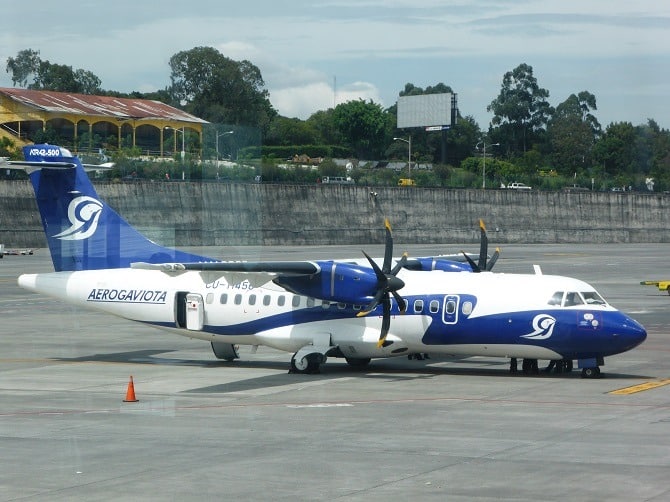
top-left (0, 87), bottom-right (207, 124)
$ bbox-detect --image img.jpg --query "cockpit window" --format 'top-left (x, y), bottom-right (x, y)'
top-left (563, 292), bottom-right (584, 306)
top-left (547, 290), bottom-right (607, 307)
top-left (548, 291), bottom-right (563, 306)
top-left (582, 291), bottom-right (606, 305)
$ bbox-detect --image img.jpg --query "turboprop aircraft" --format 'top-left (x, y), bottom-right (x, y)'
top-left (5, 144), bottom-right (647, 377)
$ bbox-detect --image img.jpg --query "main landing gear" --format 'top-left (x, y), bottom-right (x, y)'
top-left (289, 352), bottom-right (327, 374)
top-left (509, 358), bottom-right (581, 376)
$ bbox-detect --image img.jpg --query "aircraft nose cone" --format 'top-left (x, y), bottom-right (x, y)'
top-left (618, 316), bottom-right (647, 351)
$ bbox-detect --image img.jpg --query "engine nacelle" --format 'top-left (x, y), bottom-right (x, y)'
top-left (274, 261), bottom-right (381, 304)
top-left (405, 257), bottom-right (472, 272)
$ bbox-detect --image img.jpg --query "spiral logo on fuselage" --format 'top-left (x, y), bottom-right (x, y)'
top-left (52, 196), bottom-right (103, 240)
top-left (520, 314), bottom-right (556, 340)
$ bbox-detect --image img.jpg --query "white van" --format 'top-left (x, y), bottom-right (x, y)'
top-left (321, 176), bottom-right (354, 184)
top-left (507, 182), bottom-right (532, 190)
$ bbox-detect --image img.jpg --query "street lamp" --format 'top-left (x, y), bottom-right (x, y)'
top-left (216, 130), bottom-right (234, 168)
top-left (393, 136), bottom-right (412, 179)
top-left (476, 141), bottom-right (499, 189)
top-left (165, 126), bottom-right (186, 179)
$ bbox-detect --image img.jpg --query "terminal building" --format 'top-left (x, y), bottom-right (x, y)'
top-left (0, 87), bottom-right (208, 157)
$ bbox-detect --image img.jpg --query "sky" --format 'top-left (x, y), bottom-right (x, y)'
top-left (2, 1), bottom-right (669, 130)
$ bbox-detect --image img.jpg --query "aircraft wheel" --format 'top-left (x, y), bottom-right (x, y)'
top-left (345, 357), bottom-right (371, 368)
top-left (581, 366), bottom-right (601, 379)
top-left (290, 352), bottom-right (323, 374)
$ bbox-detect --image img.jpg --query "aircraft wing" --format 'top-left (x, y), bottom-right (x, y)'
top-left (131, 260), bottom-right (320, 275)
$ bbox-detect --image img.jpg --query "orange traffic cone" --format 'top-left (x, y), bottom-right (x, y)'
top-left (123, 375), bottom-right (139, 402)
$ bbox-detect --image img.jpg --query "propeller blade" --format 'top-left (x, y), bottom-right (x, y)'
top-left (391, 252), bottom-right (408, 276)
top-left (382, 218), bottom-right (393, 274)
top-left (487, 247), bottom-right (501, 271)
top-left (377, 298), bottom-right (391, 348)
top-left (461, 250), bottom-right (481, 272)
top-left (478, 219), bottom-right (489, 270)
top-left (391, 290), bottom-right (406, 312)
top-left (357, 288), bottom-right (385, 317)
top-left (362, 250), bottom-right (385, 283)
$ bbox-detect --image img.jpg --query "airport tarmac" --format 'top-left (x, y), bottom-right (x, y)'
top-left (1, 242), bottom-right (669, 501)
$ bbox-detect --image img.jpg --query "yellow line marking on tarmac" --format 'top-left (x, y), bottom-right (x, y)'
top-left (609, 379), bottom-right (670, 395)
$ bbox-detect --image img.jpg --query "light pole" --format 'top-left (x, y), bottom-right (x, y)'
top-left (393, 136), bottom-right (412, 179)
top-left (165, 126), bottom-right (186, 177)
top-left (476, 141), bottom-right (499, 189)
top-left (216, 130), bottom-right (234, 169)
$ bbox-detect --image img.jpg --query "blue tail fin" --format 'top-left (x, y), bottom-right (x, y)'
top-left (21, 144), bottom-right (212, 271)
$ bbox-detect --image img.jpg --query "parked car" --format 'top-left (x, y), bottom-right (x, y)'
top-left (506, 182), bottom-right (532, 190)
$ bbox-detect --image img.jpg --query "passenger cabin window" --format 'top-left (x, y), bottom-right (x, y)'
top-left (292, 296), bottom-right (301, 307)
top-left (263, 295), bottom-right (271, 306)
top-left (414, 299), bottom-right (424, 313)
top-left (278, 296), bottom-right (286, 307)
top-left (248, 294), bottom-right (257, 306)
top-left (445, 300), bottom-right (456, 315)
top-left (429, 300), bottom-right (440, 313)
top-left (234, 294), bottom-right (242, 305)
top-left (220, 293), bottom-right (228, 304)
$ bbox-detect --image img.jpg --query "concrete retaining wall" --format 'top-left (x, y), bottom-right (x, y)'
top-left (1, 180), bottom-right (669, 248)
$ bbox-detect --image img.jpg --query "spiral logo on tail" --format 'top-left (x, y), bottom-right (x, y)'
top-left (521, 314), bottom-right (556, 340)
top-left (52, 196), bottom-right (103, 240)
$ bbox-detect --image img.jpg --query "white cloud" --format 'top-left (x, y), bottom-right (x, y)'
top-left (270, 81), bottom-right (382, 119)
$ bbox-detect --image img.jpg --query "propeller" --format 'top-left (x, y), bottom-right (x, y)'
top-left (461, 219), bottom-right (500, 272)
top-left (357, 219), bottom-right (407, 348)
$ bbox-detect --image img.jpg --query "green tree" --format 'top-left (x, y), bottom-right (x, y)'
top-left (5, 49), bottom-right (41, 87)
top-left (168, 46), bottom-right (276, 129)
top-left (547, 92), bottom-right (600, 175)
top-left (6, 48), bottom-right (101, 93)
top-left (593, 122), bottom-right (636, 186)
top-left (488, 63), bottom-right (554, 155)
top-left (648, 120), bottom-right (670, 191)
top-left (306, 109), bottom-right (342, 145)
top-left (332, 99), bottom-right (388, 158)
top-left (266, 116), bottom-right (319, 146)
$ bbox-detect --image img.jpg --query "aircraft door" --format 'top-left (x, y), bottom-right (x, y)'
top-left (175, 292), bottom-right (204, 330)
top-left (442, 295), bottom-right (459, 324)
top-left (185, 293), bottom-right (204, 330)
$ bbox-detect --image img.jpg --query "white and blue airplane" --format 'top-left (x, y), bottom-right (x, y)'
top-left (4, 144), bottom-right (647, 377)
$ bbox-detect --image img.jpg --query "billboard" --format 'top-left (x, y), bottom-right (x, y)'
top-left (397, 93), bottom-right (452, 129)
